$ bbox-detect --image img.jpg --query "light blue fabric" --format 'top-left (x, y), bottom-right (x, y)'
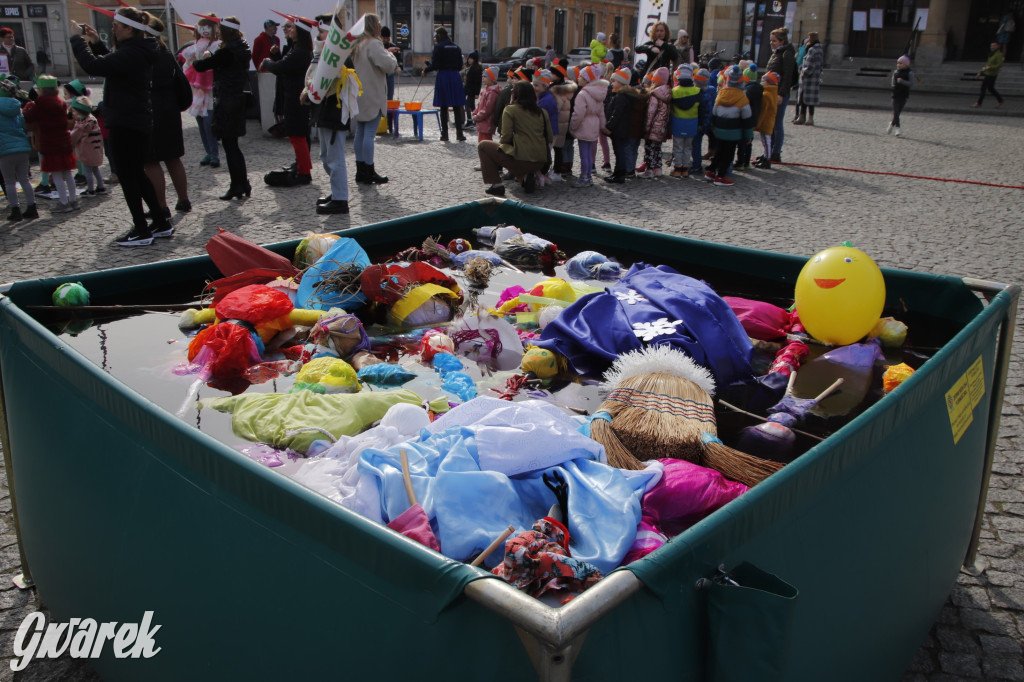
top-left (295, 237), bottom-right (371, 311)
top-left (0, 98), bottom-right (31, 157)
top-left (358, 419), bottom-right (651, 572)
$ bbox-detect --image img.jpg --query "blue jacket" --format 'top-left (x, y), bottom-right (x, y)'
top-left (0, 97), bottom-right (30, 157)
top-left (537, 89), bottom-right (559, 137)
top-left (697, 86), bottom-right (716, 132)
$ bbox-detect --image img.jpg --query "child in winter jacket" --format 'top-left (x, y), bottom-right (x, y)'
top-left (567, 64), bottom-right (607, 187)
top-left (590, 33), bottom-right (608, 64)
top-left (0, 76), bottom-right (36, 221)
top-left (601, 67), bottom-right (646, 183)
top-left (669, 64), bottom-right (700, 177)
top-left (69, 96), bottom-right (106, 195)
top-left (463, 51), bottom-right (482, 126)
top-left (708, 65), bottom-right (753, 187)
top-left (640, 66), bottom-right (671, 178)
top-left (23, 75), bottom-right (78, 212)
top-left (753, 72), bottom-right (779, 168)
top-left (472, 67), bottom-right (502, 141)
top-left (532, 70), bottom-right (560, 187)
top-left (690, 68), bottom-right (715, 175)
top-left (549, 62), bottom-right (575, 180)
top-left (736, 71), bottom-right (761, 170)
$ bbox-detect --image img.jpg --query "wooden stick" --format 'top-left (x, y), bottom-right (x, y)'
top-left (399, 449), bottom-right (417, 507)
top-left (469, 525), bottom-right (515, 567)
top-left (813, 378), bottom-right (845, 404)
top-left (785, 370), bottom-right (798, 396)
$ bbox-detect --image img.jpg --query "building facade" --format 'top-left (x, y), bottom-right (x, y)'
top-left (667, 0), bottom-right (1020, 67)
top-left (364, 0), bottom-right (639, 67)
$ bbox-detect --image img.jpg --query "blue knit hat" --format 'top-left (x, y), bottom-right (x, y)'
top-left (724, 65), bottom-right (744, 85)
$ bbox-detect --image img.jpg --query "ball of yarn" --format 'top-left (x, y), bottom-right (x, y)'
top-left (52, 282), bottom-right (90, 307)
top-left (447, 238), bottom-right (471, 254)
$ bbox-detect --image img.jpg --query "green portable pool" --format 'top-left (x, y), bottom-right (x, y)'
top-left (0, 200), bottom-right (1016, 681)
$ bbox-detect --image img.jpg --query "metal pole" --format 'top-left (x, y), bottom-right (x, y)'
top-left (960, 279), bottom-right (1020, 576)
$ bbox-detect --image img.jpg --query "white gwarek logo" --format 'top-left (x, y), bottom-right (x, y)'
top-left (11, 611), bottom-right (161, 671)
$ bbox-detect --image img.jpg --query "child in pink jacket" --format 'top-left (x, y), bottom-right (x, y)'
top-left (472, 67), bottom-right (502, 141)
top-left (640, 67), bottom-right (671, 178)
top-left (568, 64), bottom-right (607, 188)
top-left (68, 96), bottom-right (105, 195)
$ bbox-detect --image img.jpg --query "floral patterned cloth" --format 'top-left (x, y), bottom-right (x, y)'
top-left (491, 517), bottom-right (603, 603)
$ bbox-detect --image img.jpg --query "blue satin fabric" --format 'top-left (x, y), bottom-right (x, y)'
top-left (536, 263), bottom-right (756, 388)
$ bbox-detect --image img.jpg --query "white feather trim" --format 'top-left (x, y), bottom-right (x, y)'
top-left (602, 345), bottom-right (716, 396)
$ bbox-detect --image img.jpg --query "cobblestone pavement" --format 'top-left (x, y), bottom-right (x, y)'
top-left (0, 80), bottom-right (1021, 680)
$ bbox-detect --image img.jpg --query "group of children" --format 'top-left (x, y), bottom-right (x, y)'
top-left (0, 74), bottom-right (108, 222)
top-left (469, 56), bottom-right (784, 191)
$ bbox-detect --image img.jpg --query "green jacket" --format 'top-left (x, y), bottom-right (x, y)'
top-left (982, 50), bottom-right (1003, 77)
top-left (498, 104), bottom-right (553, 163)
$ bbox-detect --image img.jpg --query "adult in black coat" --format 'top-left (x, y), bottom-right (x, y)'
top-left (70, 6), bottom-right (171, 246)
top-left (635, 22), bottom-right (678, 82)
top-left (143, 16), bottom-right (192, 216)
top-left (194, 16), bottom-right (252, 200)
top-left (261, 20), bottom-right (313, 185)
top-left (765, 27), bottom-right (797, 162)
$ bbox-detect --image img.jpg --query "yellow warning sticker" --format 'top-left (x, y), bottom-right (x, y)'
top-left (946, 356), bottom-right (985, 444)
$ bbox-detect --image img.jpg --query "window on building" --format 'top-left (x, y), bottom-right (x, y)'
top-left (519, 5), bottom-right (533, 46)
top-left (480, 1), bottom-right (496, 58)
top-left (583, 12), bottom-right (595, 44)
top-left (669, 0), bottom-right (679, 15)
top-left (434, 0), bottom-right (454, 38)
top-left (885, 0), bottom-right (916, 26)
top-left (554, 9), bottom-right (566, 54)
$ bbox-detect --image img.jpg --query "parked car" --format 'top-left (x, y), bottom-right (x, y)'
top-left (482, 46), bottom-right (545, 78)
top-left (566, 46), bottom-right (591, 68)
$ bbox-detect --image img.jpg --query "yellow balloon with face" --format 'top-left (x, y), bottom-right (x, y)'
top-left (794, 246), bottom-right (886, 346)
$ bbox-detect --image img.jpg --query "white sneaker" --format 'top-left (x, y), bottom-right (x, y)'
top-left (571, 176), bottom-right (591, 188)
top-left (638, 169), bottom-right (654, 179)
top-left (893, 126), bottom-right (903, 137)
top-left (473, 164), bottom-right (481, 171)
top-left (547, 170), bottom-right (563, 182)
top-left (886, 123), bottom-right (894, 135)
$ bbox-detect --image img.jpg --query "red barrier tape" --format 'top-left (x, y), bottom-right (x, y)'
top-left (778, 161), bottom-right (1024, 190)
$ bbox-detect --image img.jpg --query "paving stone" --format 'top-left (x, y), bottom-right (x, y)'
top-left (982, 655), bottom-right (1024, 682)
top-left (988, 570), bottom-right (1024, 587)
top-left (938, 651), bottom-right (982, 678)
top-left (980, 633), bottom-right (1023, 656)
top-left (961, 607), bottom-right (1020, 636)
top-left (951, 585), bottom-right (993, 609)
top-left (990, 586), bottom-right (1024, 611)
top-left (936, 624), bottom-right (980, 654)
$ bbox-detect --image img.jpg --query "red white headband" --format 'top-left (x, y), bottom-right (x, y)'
top-left (192, 13), bottom-right (240, 31)
top-left (114, 12), bottom-right (159, 36)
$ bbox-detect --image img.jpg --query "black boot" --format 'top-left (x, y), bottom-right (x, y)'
top-left (365, 164), bottom-right (388, 184)
top-left (22, 204), bottom-right (37, 220)
top-left (455, 108), bottom-right (466, 141)
top-left (355, 161), bottom-right (373, 184)
top-left (439, 108), bottom-right (450, 142)
top-left (316, 199), bottom-right (349, 214)
top-left (7, 206), bottom-right (21, 221)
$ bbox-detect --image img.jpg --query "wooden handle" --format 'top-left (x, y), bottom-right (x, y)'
top-left (469, 525), bottom-right (516, 567)
top-left (786, 370), bottom-right (798, 395)
top-left (813, 377), bottom-right (845, 404)
top-left (399, 449), bottom-right (417, 507)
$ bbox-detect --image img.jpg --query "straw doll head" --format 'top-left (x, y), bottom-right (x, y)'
top-left (590, 346), bottom-right (782, 486)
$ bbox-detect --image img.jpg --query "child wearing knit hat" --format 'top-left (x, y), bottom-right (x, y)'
top-left (567, 63), bottom-right (608, 187)
top-left (549, 59), bottom-right (576, 179)
top-left (472, 67), bottom-right (503, 142)
top-left (639, 66), bottom-right (671, 178)
top-left (669, 64), bottom-right (700, 177)
top-left (735, 65), bottom-right (763, 171)
top-left (753, 72), bottom-right (779, 168)
top-left (591, 32), bottom-right (608, 64)
top-left (602, 66), bottom-right (646, 183)
top-left (690, 67), bottom-right (716, 176)
top-left (532, 70), bottom-right (560, 187)
top-left (707, 65), bottom-right (753, 186)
